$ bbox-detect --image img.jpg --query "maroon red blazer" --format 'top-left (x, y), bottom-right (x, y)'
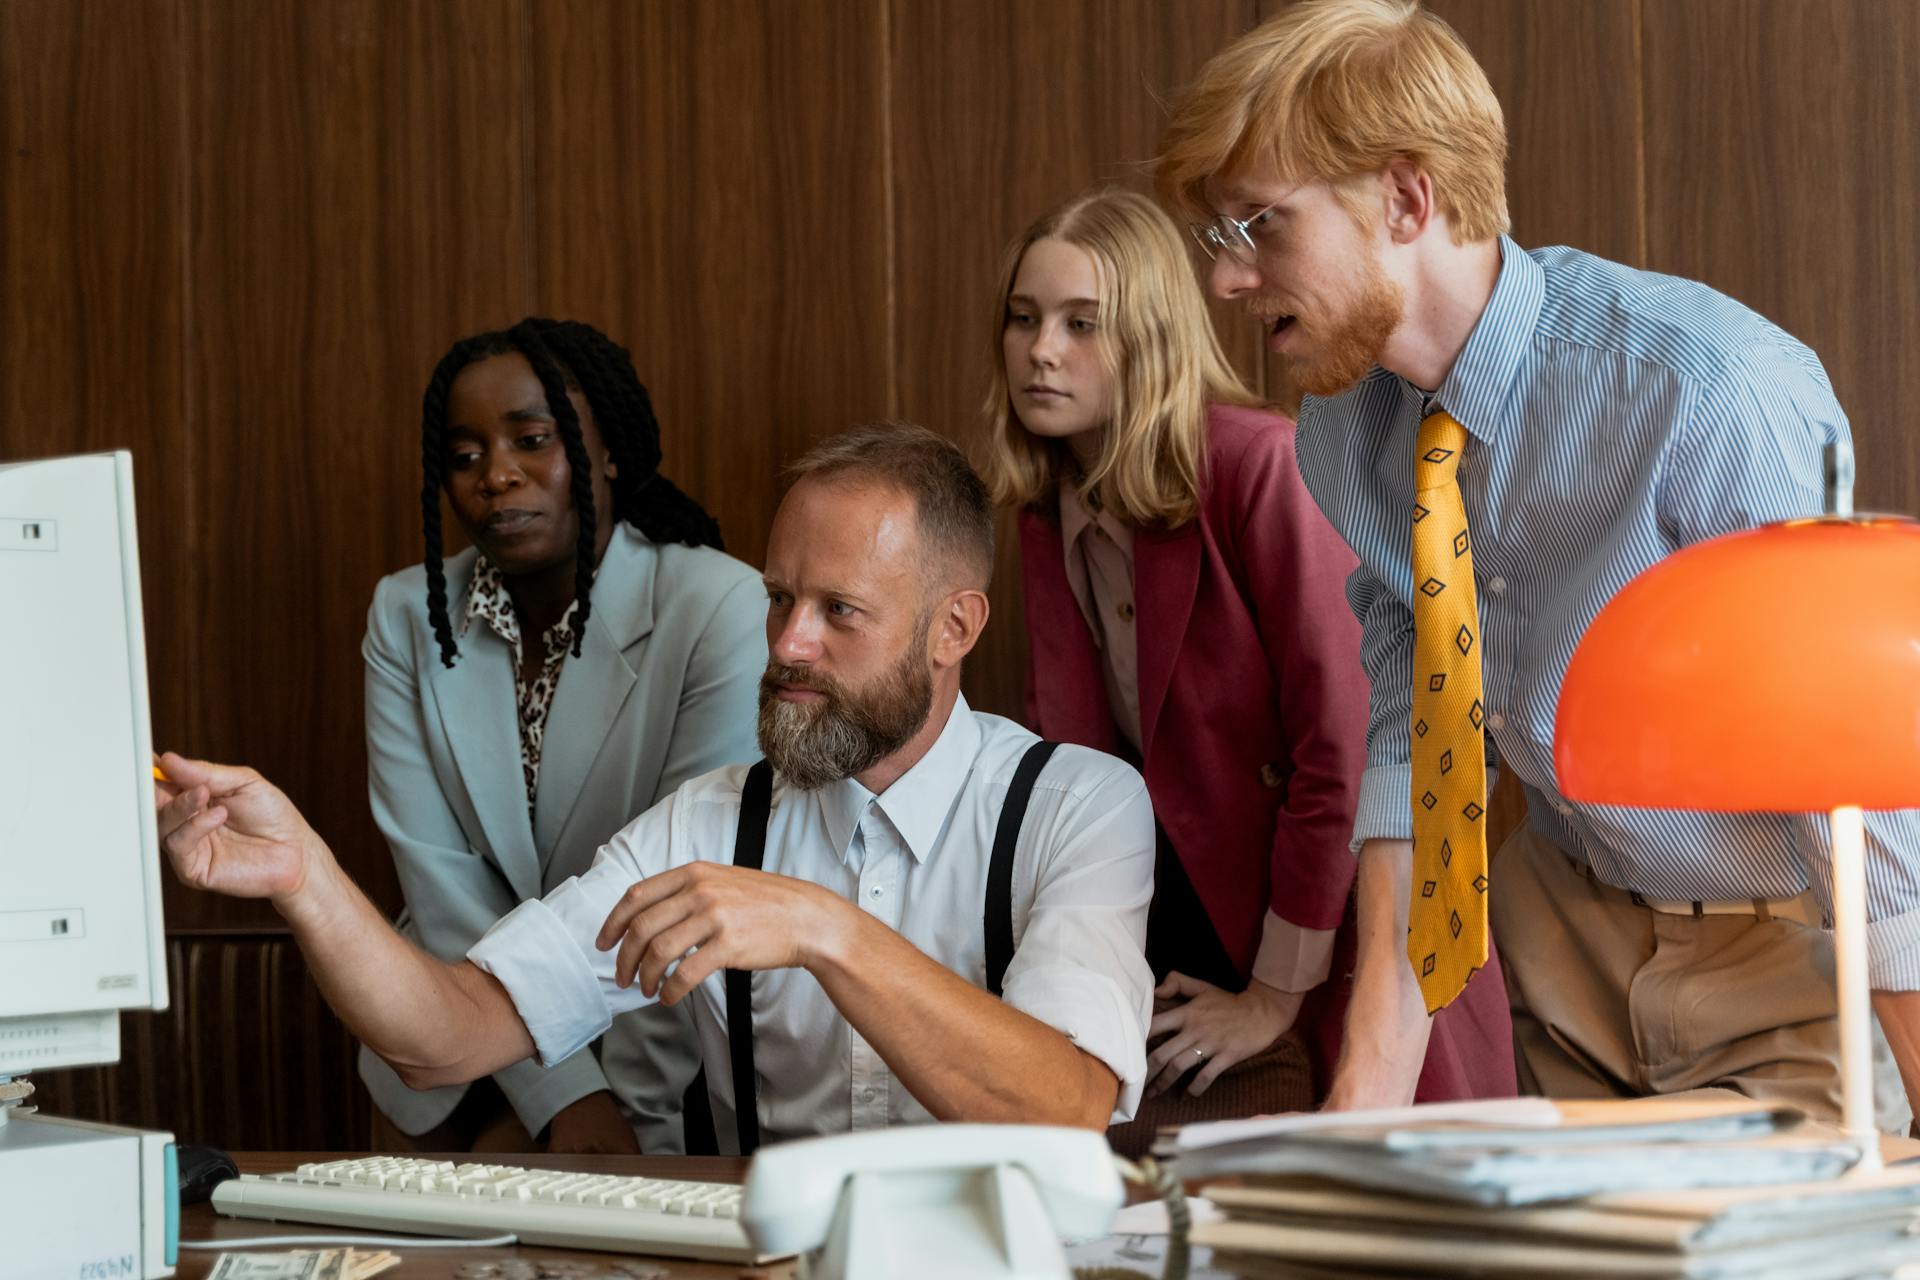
top-left (1017, 404), bottom-right (1514, 1101)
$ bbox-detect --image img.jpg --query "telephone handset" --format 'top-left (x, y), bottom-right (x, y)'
top-left (741, 1123), bottom-right (1126, 1279)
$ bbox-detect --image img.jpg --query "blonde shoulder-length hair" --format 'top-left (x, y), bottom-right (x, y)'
top-left (981, 188), bottom-right (1259, 529)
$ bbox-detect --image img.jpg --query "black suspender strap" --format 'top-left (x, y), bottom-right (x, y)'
top-left (985, 740), bottom-right (1058, 997)
top-left (726, 741), bottom-right (1055, 1153)
top-left (727, 759), bottom-right (774, 1156)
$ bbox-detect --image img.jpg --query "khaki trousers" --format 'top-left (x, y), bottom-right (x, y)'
top-left (1490, 821), bottom-right (1844, 1123)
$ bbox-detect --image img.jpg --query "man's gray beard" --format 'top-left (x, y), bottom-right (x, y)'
top-left (756, 647), bottom-right (934, 790)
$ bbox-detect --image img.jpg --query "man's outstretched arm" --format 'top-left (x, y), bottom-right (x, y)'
top-left (155, 751), bottom-right (535, 1089)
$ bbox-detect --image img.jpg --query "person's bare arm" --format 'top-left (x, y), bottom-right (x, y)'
top-left (805, 902), bottom-right (1119, 1127)
top-left (155, 752), bottom-right (535, 1089)
top-left (1323, 837), bottom-right (1431, 1110)
top-left (598, 862), bottom-right (1118, 1129)
top-left (1871, 991), bottom-right (1920, 1130)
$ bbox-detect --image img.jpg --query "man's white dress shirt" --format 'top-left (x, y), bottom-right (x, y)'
top-left (467, 695), bottom-right (1155, 1152)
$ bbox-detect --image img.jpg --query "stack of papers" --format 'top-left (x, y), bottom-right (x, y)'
top-left (1168, 1096), bottom-right (1920, 1278)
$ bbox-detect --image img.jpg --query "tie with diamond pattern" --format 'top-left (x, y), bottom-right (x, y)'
top-left (1407, 408), bottom-right (1488, 1014)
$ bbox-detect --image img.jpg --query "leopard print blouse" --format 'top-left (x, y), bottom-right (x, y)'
top-left (460, 556), bottom-right (579, 818)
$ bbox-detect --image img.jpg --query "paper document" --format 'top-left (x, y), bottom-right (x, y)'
top-left (1170, 1097), bottom-right (1852, 1200)
top-left (1199, 1216), bottom-right (1920, 1279)
top-left (1170, 1097), bottom-right (1561, 1152)
top-left (1207, 1164), bottom-right (1920, 1251)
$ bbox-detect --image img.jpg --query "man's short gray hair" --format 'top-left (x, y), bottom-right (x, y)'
top-left (787, 422), bottom-right (995, 590)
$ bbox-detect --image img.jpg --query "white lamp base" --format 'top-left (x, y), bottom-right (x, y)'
top-left (1831, 804), bottom-right (1881, 1174)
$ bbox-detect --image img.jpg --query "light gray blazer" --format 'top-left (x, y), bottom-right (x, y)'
top-left (355, 524), bottom-right (767, 1149)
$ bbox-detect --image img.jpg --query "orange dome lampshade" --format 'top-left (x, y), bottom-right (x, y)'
top-left (1554, 512), bottom-right (1920, 1173)
top-left (1555, 515), bottom-right (1920, 812)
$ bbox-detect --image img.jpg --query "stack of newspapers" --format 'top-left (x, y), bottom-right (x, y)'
top-left (1164, 1095), bottom-right (1920, 1279)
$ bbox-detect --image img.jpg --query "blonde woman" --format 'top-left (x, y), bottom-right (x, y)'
top-left (983, 189), bottom-right (1514, 1137)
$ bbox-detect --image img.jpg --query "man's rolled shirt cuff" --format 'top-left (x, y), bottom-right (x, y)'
top-left (492, 1053), bottom-right (611, 1140)
top-left (1251, 911), bottom-right (1337, 994)
top-left (1868, 907), bottom-right (1920, 991)
top-left (1000, 963), bottom-right (1150, 1123)
top-left (1351, 762), bottom-right (1414, 853)
top-left (468, 881), bottom-right (643, 1068)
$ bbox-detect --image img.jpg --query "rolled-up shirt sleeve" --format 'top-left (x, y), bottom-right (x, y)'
top-left (1251, 911), bottom-right (1338, 995)
top-left (1346, 561), bottom-right (1418, 852)
top-left (467, 797), bottom-right (682, 1067)
top-left (997, 757), bottom-right (1156, 1123)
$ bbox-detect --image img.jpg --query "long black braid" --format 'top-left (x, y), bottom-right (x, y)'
top-left (419, 318), bottom-right (725, 668)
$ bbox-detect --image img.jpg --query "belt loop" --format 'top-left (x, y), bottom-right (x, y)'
top-left (1754, 898), bottom-right (1773, 923)
top-left (1691, 901), bottom-right (1705, 919)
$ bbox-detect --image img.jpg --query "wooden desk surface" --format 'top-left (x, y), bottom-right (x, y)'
top-left (176, 1152), bottom-right (794, 1280)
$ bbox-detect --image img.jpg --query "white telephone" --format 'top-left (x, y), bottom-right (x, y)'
top-left (741, 1123), bottom-right (1126, 1280)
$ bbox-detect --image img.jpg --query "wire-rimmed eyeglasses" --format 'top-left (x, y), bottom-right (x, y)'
top-left (1187, 204), bottom-right (1278, 264)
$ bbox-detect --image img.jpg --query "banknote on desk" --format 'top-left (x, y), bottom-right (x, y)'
top-left (206, 1247), bottom-right (397, 1280)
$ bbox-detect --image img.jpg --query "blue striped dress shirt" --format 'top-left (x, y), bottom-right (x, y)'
top-left (1294, 237), bottom-right (1920, 989)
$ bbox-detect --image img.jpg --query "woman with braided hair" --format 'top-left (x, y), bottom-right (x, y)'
top-left (358, 318), bottom-right (766, 1155)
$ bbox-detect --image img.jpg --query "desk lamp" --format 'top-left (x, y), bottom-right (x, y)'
top-left (1553, 463), bottom-right (1920, 1174)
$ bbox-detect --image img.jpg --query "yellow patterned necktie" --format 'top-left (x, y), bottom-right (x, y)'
top-left (1407, 409), bottom-right (1489, 1014)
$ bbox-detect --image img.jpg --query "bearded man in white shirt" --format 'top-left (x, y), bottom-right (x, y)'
top-left (155, 423), bottom-right (1156, 1151)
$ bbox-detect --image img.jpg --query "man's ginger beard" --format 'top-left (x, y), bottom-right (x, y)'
top-left (757, 633), bottom-right (935, 790)
top-left (1271, 246), bottom-right (1405, 398)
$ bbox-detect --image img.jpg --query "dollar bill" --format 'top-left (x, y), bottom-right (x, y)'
top-left (294, 1248), bottom-right (399, 1280)
top-left (205, 1254), bottom-right (325, 1280)
top-left (344, 1251), bottom-right (399, 1280)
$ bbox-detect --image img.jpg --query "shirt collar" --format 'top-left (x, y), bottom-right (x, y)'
top-left (1058, 479), bottom-right (1134, 558)
top-left (815, 693), bottom-right (983, 867)
top-left (460, 555), bottom-right (517, 644)
top-left (459, 554), bottom-right (578, 660)
top-left (1059, 479), bottom-right (1096, 549)
top-left (1428, 235), bottom-right (1544, 444)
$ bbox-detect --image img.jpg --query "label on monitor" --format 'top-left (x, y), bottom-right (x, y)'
top-left (0, 909), bottom-right (84, 943)
top-left (0, 517), bottom-right (57, 552)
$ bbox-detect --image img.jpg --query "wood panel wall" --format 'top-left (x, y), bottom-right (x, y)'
top-left (4, 0), bottom-right (1918, 1134)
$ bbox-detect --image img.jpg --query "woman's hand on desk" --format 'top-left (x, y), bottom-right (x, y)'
top-left (1145, 972), bottom-right (1303, 1097)
top-left (152, 751), bottom-right (322, 903)
top-left (544, 1090), bottom-right (644, 1155)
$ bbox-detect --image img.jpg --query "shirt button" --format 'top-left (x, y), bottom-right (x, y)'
top-left (1117, 601), bottom-right (1135, 622)
top-left (1555, 801), bottom-right (1574, 816)
top-left (1487, 712), bottom-right (1506, 731)
top-left (1488, 576), bottom-right (1507, 595)
top-left (868, 884), bottom-right (883, 900)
